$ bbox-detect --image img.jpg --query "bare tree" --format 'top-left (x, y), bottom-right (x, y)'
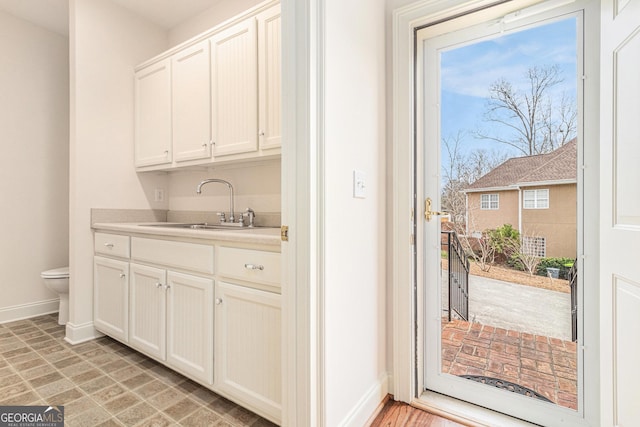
top-left (441, 132), bottom-right (469, 224)
top-left (453, 200), bottom-right (495, 272)
top-left (503, 229), bottom-right (544, 276)
top-left (476, 65), bottom-right (577, 156)
top-left (441, 132), bottom-right (508, 226)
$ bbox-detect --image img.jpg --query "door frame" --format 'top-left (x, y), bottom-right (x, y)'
top-left (281, 0), bottom-right (325, 425)
top-left (391, 0), bottom-right (601, 424)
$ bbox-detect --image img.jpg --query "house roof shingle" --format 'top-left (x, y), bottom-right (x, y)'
top-left (465, 139), bottom-right (577, 191)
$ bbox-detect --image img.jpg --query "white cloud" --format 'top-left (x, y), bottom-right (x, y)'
top-left (439, 19), bottom-right (577, 98)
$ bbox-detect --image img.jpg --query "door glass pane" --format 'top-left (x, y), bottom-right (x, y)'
top-left (438, 17), bottom-right (579, 411)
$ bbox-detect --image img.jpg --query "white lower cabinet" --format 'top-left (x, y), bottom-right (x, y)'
top-left (215, 281), bottom-right (281, 422)
top-left (94, 232), bottom-right (281, 424)
top-left (94, 256), bottom-right (129, 343)
top-left (129, 263), bottom-right (214, 385)
top-left (166, 271), bottom-right (214, 383)
top-left (129, 264), bottom-right (166, 360)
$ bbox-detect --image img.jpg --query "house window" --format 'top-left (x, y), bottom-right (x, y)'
top-left (523, 189), bottom-right (549, 209)
top-left (480, 194), bottom-right (499, 210)
top-left (522, 236), bottom-right (546, 257)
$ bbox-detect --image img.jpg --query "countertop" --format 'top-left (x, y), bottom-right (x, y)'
top-left (92, 222), bottom-right (281, 248)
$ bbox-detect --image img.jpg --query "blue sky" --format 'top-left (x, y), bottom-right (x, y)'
top-left (440, 17), bottom-right (577, 158)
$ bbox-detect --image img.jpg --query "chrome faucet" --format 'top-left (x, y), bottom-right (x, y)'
top-left (196, 179), bottom-right (236, 223)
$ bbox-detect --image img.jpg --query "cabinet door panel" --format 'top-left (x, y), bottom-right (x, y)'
top-left (135, 59), bottom-right (172, 167)
top-left (94, 257), bottom-right (129, 342)
top-left (215, 281), bottom-right (281, 421)
top-left (166, 272), bottom-right (213, 384)
top-left (129, 263), bottom-right (166, 360)
top-left (211, 19), bottom-right (258, 157)
top-left (172, 41), bottom-right (211, 162)
top-left (258, 5), bottom-right (281, 150)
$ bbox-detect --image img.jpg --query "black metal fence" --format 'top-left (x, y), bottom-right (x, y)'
top-left (568, 259), bottom-right (578, 342)
top-left (442, 231), bottom-right (470, 321)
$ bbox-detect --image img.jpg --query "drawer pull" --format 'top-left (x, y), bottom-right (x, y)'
top-left (104, 243), bottom-right (114, 249)
top-left (244, 263), bottom-right (264, 271)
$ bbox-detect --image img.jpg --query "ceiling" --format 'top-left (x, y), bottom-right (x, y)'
top-left (0, 0), bottom-right (219, 36)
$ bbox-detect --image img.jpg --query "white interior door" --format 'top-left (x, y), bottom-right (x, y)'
top-left (599, 1), bottom-right (640, 425)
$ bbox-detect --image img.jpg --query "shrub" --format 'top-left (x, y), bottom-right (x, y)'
top-left (536, 257), bottom-right (575, 279)
top-left (507, 255), bottom-right (524, 271)
top-left (489, 224), bottom-right (520, 253)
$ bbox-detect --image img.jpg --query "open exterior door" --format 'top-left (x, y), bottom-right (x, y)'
top-left (600, 1), bottom-right (640, 425)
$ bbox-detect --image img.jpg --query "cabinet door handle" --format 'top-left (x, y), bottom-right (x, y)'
top-left (155, 283), bottom-right (162, 289)
top-left (163, 284), bottom-right (171, 290)
top-left (104, 243), bottom-right (114, 248)
top-left (215, 298), bottom-right (223, 305)
top-left (258, 130), bottom-right (265, 136)
top-left (244, 263), bottom-right (264, 271)
top-left (119, 273), bottom-right (126, 279)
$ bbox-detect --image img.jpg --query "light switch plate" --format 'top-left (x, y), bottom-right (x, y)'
top-left (353, 170), bottom-right (366, 199)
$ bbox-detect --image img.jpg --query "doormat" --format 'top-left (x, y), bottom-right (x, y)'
top-left (458, 375), bottom-right (553, 402)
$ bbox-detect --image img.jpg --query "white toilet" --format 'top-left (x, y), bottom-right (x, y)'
top-left (41, 267), bottom-right (69, 325)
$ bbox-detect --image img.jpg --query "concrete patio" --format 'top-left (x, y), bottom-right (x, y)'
top-left (442, 271), bottom-right (572, 340)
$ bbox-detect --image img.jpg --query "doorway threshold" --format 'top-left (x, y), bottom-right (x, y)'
top-left (415, 391), bottom-right (538, 427)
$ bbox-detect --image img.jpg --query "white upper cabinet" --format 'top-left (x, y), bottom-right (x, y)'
top-left (172, 41), bottom-right (212, 162)
top-left (134, 59), bottom-right (172, 167)
top-left (257, 5), bottom-right (281, 150)
top-left (210, 19), bottom-right (258, 157)
top-left (134, 1), bottom-right (280, 171)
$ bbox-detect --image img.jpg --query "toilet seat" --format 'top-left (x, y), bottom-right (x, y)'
top-left (41, 267), bottom-right (69, 279)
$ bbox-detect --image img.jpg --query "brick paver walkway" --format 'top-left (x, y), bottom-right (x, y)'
top-left (441, 319), bottom-right (577, 410)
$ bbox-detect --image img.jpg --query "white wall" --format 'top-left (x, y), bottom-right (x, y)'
top-left (168, 160), bottom-right (281, 214)
top-left (323, 0), bottom-right (388, 424)
top-left (68, 0), bottom-right (169, 342)
top-left (168, 0), bottom-right (264, 46)
top-left (0, 11), bottom-right (69, 322)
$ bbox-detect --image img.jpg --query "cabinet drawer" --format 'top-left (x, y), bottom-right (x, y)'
top-left (217, 247), bottom-right (280, 287)
top-left (95, 233), bottom-right (130, 258)
top-left (131, 237), bottom-right (214, 275)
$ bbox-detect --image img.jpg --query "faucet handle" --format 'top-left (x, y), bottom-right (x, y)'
top-left (242, 208), bottom-right (256, 227)
top-left (216, 212), bottom-right (226, 223)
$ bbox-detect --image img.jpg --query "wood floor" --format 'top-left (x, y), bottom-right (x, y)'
top-left (369, 399), bottom-right (467, 427)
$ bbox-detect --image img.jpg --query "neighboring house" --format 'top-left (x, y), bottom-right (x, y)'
top-left (463, 139), bottom-right (577, 259)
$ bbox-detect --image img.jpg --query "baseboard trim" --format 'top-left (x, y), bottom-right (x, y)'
top-left (365, 393), bottom-right (392, 426)
top-left (0, 299), bottom-right (59, 324)
top-left (339, 372), bottom-right (390, 427)
top-left (64, 321), bottom-right (102, 345)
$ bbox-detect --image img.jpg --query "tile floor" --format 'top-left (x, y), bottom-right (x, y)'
top-left (441, 318), bottom-right (578, 410)
top-left (0, 314), bottom-right (277, 426)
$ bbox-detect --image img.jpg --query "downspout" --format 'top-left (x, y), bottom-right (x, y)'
top-left (517, 187), bottom-right (522, 232)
